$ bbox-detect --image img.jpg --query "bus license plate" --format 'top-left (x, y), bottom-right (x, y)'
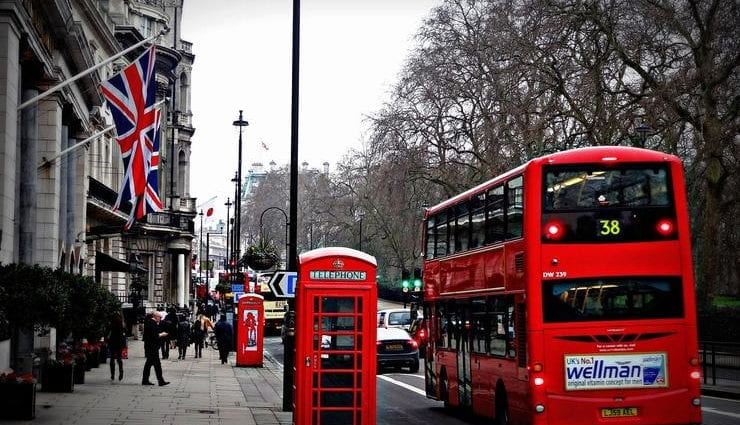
top-left (601, 407), bottom-right (638, 418)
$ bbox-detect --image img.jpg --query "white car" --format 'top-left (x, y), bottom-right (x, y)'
top-left (377, 308), bottom-right (422, 331)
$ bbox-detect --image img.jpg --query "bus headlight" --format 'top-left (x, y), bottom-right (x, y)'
top-left (692, 398), bottom-right (701, 406)
top-left (535, 404), bottom-right (545, 413)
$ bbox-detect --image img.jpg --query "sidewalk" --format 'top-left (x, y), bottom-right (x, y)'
top-left (14, 339), bottom-right (738, 424)
top-left (23, 339), bottom-right (292, 424)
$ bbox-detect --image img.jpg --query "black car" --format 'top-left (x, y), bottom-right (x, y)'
top-left (376, 327), bottom-right (419, 373)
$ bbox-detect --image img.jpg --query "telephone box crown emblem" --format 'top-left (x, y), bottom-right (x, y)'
top-left (332, 259), bottom-right (344, 269)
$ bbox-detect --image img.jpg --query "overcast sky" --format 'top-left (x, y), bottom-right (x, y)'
top-left (181, 0), bottom-right (438, 221)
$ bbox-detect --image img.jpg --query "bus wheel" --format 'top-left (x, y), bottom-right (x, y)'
top-left (494, 384), bottom-right (510, 425)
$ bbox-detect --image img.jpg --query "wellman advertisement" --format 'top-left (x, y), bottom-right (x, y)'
top-left (564, 352), bottom-right (668, 391)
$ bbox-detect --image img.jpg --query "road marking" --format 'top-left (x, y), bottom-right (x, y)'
top-left (702, 406), bottom-right (740, 419)
top-left (378, 375), bottom-right (426, 397)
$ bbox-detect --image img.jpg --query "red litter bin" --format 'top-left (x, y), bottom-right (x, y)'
top-left (236, 293), bottom-right (264, 367)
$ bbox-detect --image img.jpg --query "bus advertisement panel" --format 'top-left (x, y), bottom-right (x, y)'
top-left (421, 147), bottom-right (701, 425)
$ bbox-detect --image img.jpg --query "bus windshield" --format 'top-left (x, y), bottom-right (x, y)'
top-left (542, 277), bottom-right (684, 322)
top-left (542, 164), bottom-right (676, 243)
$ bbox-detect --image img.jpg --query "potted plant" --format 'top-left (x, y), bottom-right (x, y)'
top-left (244, 238), bottom-right (279, 271)
top-left (41, 357), bottom-right (74, 393)
top-left (0, 370), bottom-right (36, 420)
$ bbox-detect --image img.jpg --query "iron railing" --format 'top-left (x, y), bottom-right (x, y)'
top-left (700, 341), bottom-right (740, 385)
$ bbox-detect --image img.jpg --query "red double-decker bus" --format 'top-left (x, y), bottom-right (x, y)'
top-left (421, 146), bottom-right (702, 425)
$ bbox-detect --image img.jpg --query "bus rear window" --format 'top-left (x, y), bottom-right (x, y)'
top-left (543, 277), bottom-right (683, 323)
top-left (544, 165), bottom-right (671, 210)
top-left (542, 165), bottom-right (676, 242)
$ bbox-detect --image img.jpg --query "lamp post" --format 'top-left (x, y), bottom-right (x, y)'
top-left (358, 212), bottom-right (365, 252)
top-left (198, 210), bottom-right (204, 291)
top-left (232, 111), bottom-right (249, 277)
top-left (230, 172), bottom-right (239, 281)
top-left (205, 231), bottom-right (222, 300)
top-left (224, 197), bottom-right (232, 271)
top-left (636, 122), bottom-right (651, 147)
top-left (259, 207), bottom-right (289, 268)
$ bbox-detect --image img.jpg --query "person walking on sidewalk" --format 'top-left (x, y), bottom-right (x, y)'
top-left (107, 311), bottom-right (127, 381)
top-left (192, 313), bottom-right (213, 358)
top-left (214, 314), bottom-right (233, 364)
top-left (142, 312), bottom-right (170, 386)
top-left (176, 313), bottom-right (191, 359)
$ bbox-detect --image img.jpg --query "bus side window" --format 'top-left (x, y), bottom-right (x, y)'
top-left (506, 304), bottom-right (516, 358)
top-left (489, 311), bottom-right (507, 357)
top-left (506, 176), bottom-right (523, 239)
top-left (486, 186), bottom-right (505, 244)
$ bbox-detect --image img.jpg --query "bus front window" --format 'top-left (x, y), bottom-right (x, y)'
top-left (543, 278), bottom-right (683, 323)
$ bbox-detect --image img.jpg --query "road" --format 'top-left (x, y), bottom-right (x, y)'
top-left (264, 335), bottom-right (739, 424)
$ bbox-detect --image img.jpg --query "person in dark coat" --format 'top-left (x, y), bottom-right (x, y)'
top-left (161, 308), bottom-right (178, 359)
top-left (214, 314), bottom-right (233, 364)
top-left (142, 312), bottom-right (170, 386)
top-left (107, 311), bottom-right (127, 381)
top-left (176, 314), bottom-right (191, 360)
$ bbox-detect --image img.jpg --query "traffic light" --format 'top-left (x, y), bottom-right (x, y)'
top-left (401, 269), bottom-right (410, 292)
top-left (413, 267), bottom-right (422, 291)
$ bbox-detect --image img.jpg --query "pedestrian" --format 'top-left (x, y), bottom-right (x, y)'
top-left (176, 313), bottom-right (191, 359)
top-left (162, 308), bottom-right (177, 359)
top-left (142, 312), bottom-right (170, 386)
top-left (107, 311), bottom-right (127, 381)
top-left (214, 314), bottom-right (233, 364)
top-left (191, 313), bottom-right (213, 358)
top-left (209, 302), bottom-right (219, 322)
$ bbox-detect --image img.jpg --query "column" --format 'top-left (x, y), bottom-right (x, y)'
top-left (177, 253), bottom-right (185, 307)
top-left (0, 19), bottom-right (20, 265)
top-left (19, 89), bottom-right (38, 265)
top-left (35, 97), bottom-right (62, 268)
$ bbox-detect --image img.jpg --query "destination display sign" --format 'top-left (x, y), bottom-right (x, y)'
top-left (564, 352), bottom-right (668, 391)
top-left (309, 270), bottom-right (367, 281)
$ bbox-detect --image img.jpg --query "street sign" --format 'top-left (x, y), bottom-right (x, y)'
top-left (231, 283), bottom-right (244, 293)
top-left (268, 271), bottom-right (297, 298)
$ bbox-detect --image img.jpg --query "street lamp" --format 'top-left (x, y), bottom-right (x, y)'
top-left (357, 211), bottom-right (365, 251)
top-left (259, 207), bottom-right (289, 268)
top-left (636, 122), bottom-right (651, 147)
top-left (230, 172), bottom-right (239, 279)
top-left (198, 209), bottom-right (204, 291)
top-left (205, 231), bottom-right (223, 299)
top-left (232, 111), bottom-right (249, 275)
top-left (224, 197), bottom-right (232, 271)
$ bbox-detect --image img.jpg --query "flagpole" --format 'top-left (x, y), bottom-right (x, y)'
top-left (18, 27), bottom-right (171, 111)
top-left (36, 98), bottom-right (169, 169)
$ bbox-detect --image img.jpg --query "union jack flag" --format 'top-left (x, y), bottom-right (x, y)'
top-left (101, 45), bottom-right (163, 229)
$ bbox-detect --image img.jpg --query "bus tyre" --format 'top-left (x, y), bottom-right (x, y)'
top-left (410, 360), bottom-right (420, 374)
top-left (494, 384), bottom-right (510, 425)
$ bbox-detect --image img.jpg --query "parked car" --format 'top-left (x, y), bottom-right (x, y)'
top-left (377, 308), bottom-right (422, 331)
top-left (407, 317), bottom-right (428, 357)
top-left (376, 327), bottom-right (419, 373)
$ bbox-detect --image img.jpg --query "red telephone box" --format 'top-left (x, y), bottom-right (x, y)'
top-left (236, 293), bottom-right (264, 367)
top-left (293, 247), bottom-right (377, 425)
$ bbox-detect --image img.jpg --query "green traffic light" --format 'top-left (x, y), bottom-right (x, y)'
top-left (402, 280), bottom-right (409, 288)
top-left (413, 278), bottom-right (422, 287)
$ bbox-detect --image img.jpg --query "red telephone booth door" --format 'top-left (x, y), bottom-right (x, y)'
top-left (236, 293), bottom-right (264, 367)
top-left (294, 248), bottom-right (377, 425)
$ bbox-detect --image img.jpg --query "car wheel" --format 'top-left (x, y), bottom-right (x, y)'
top-left (410, 360), bottom-right (420, 374)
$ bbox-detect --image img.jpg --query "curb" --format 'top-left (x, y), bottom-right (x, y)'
top-left (702, 387), bottom-right (740, 400)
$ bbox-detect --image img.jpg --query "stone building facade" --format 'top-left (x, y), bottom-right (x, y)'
top-left (0, 0), bottom-right (196, 369)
